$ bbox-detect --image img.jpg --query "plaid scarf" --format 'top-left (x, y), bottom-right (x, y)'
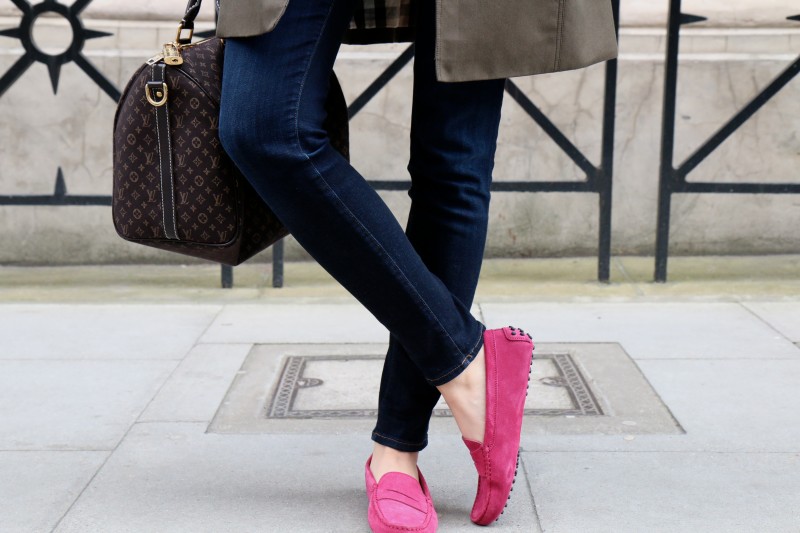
top-left (351, 0), bottom-right (414, 29)
top-left (346, 0), bottom-right (416, 44)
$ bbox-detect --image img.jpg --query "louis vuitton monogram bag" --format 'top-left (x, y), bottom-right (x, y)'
top-left (112, 0), bottom-right (349, 266)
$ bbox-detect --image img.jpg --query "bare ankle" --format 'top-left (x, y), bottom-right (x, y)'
top-left (371, 443), bottom-right (419, 482)
top-left (437, 347), bottom-right (486, 444)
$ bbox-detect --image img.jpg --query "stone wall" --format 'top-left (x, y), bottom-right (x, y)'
top-left (0, 0), bottom-right (798, 264)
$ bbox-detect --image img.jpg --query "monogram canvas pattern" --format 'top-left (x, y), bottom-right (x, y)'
top-left (112, 37), bottom-right (349, 265)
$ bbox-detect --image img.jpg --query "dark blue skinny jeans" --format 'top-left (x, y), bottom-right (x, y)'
top-left (219, 0), bottom-right (505, 452)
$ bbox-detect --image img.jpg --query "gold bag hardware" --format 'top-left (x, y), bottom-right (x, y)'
top-left (163, 42), bottom-right (183, 66)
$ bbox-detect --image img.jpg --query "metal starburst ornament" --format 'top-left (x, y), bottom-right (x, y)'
top-left (0, 0), bottom-right (119, 100)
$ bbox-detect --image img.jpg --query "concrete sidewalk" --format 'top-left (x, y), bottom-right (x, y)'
top-left (1, 257), bottom-right (799, 532)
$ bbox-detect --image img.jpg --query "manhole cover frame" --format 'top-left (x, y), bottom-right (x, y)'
top-left (267, 352), bottom-right (603, 419)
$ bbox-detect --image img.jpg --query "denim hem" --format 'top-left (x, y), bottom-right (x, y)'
top-left (371, 431), bottom-right (428, 453)
top-left (426, 322), bottom-right (486, 387)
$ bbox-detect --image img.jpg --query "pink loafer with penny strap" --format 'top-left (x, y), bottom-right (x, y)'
top-left (464, 326), bottom-right (534, 525)
top-left (365, 456), bottom-right (438, 533)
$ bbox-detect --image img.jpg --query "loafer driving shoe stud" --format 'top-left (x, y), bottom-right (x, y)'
top-left (464, 326), bottom-right (534, 525)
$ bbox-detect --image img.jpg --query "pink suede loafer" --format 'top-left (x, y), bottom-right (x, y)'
top-left (464, 326), bottom-right (534, 525)
top-left (365, 456), bottom-right (438, 533)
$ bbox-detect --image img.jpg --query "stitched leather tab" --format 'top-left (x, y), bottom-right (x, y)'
top-left (150, 63), bottom-right (179, 240)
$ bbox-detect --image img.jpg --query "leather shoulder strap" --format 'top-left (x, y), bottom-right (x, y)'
top-left (182, 0), bottom-right (203, 30)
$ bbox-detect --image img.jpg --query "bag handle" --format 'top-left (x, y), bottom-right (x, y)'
top-left (176, 0), bottom-right (203, 45)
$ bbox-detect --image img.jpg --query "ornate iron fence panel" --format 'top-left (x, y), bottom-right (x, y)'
top-left (655, 0), bottom-right (800, 281)
top-left (0, 0), bottom-right (116, 210)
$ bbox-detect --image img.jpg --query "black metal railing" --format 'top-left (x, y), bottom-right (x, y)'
top-left (0, 0), bottom-right (117, 207)
top-left (23, 1), bottom-right (799, 286)
top-left (655, 0), bottom-right (800, 281)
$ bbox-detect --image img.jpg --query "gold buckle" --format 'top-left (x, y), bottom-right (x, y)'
top-left (146, 82), bottom-right (168, 107)
top-left (175, 24), bottom-right (194, 44)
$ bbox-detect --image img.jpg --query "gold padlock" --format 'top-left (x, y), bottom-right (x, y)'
top-left (163, 43), bottom-right (183, 66)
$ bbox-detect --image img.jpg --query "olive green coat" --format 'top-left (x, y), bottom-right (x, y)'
top-left (216, 0), bottom-right (618, 82)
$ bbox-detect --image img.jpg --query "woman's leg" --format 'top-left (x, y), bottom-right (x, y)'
top-left (370, 0), bottom-right (506, 476)
top-left (221, 3), bottom-right (531, 528)
top-left (219, 1), bottom-right (483, 388)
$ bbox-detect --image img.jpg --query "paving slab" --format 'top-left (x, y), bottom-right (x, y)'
top-left (0, 360), bottom-right (176, 450)
top-left (139, 343), bottom-right (253, 423)
top-left (199, 304), bottom-right (389, 345)
top-left (522, 451), bottom-right (800, 533)
top-left (0, 451), bottom-right (108, 533)
top-left (634, 359), bottom-right (800, 452)
top-left (55, 422), bottom-right (539, 533)
top-left (199, 303), bottom-right (483, 345)
top-left (519, 358), bottom-right (800, 454)
top-left (479, 302), bottom-right (800, 359)
top-left (0, 304), bottom-right (221, 359)
top-left (743, 301), bottom-right (800, 342)
top-left (0, 265), bottom-right (797, 532)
